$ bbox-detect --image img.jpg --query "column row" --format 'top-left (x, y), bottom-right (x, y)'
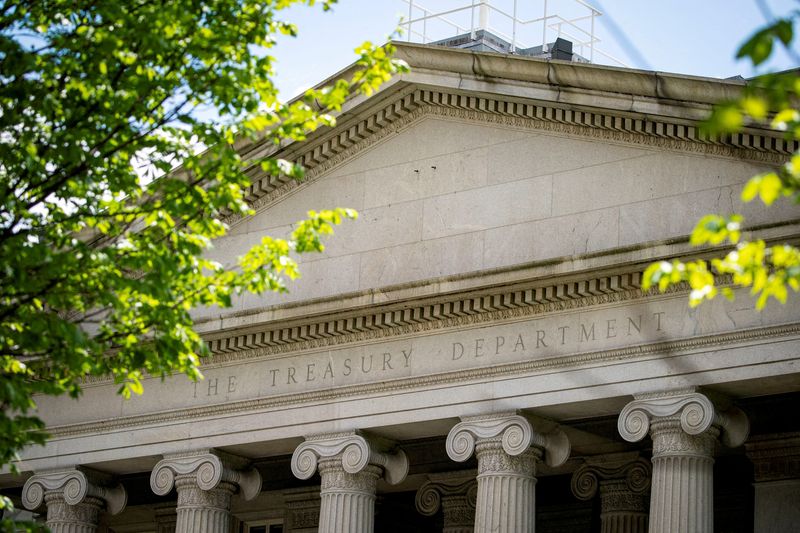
top-left (21, 389), bottom-right (760, 533)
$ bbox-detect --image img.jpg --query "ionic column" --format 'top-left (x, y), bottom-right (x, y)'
top-left (445, 412), bottom-right (571, 533)
top-left (22, 468), bottom-right (127, 533)
top-left (150, 449), bottom-right (262, 533)
top-left (745, 432), bottom-right (800, 533)
top-left (415, 471), bottom-right (477, 533)
top-left (291, 431), bottom-right (409, 533)
top-left (571, 455), bottom-right (651, 533)
top-left (618, 390), bottom-right (749, 533)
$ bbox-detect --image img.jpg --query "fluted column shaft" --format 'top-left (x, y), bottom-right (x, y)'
top-left (44, 493), bottom-right (103, 533)
top-left (174, 476), bottom-right (236, 533)
top-left (318, 458), bottom-right (381, 533)
top-left (648, 417), bottom-right (716, 533)
top-left (474, 439), bottom-right (539, 533)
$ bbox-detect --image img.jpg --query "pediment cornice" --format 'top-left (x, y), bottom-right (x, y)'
top-left (226, 85), bottom-right (797, 229)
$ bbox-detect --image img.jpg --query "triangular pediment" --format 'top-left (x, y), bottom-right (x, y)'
top-left (198, 100), bottom-right (781, 319)
top-left (229, 89), bottom-right (793, 236)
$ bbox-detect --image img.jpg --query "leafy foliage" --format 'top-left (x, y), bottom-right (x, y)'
top-left (0, 0), bottom-right (406, 523)
top-left (643, 12), bottom-right (800, 310)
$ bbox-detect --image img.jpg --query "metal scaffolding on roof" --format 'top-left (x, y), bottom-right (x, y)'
top-left (399, 0), bottom-right (629, 67)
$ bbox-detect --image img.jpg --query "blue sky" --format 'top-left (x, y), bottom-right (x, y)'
top-left (269, 0), bottom-right (800, 99)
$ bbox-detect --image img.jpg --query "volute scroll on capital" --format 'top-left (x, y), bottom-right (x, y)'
top-left (617, 391), bottom-right (749, 447)
top-left (22, 467), bottom-right (127, 515)
top-left (570, 457), bottom-right (651, 501)
top-left (150, 450), bottom-right (262, 501)
top-left (415, 474), bottom-right (478, 516)
top-left (291, 431), bottom-right (409, 485)
top-left (446, 412), bottom-right (570, 467)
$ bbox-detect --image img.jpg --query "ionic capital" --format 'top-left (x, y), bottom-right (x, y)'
top-left (571, 456), bottom-right (651, 501)
top-left (290, 431), bottom-right (408, 485)
top-left (618, 390), bottom-right (749, 447)
top-left (415, 471), bottom-right (477, 516)
top-left (446, 412), bottom-right (570, 467)
top-left (150, 449), bottom-right (261, 501)
top-left (22, 467), bottom-right (127, 515)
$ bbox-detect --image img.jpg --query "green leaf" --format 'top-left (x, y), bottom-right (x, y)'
top-left (759, 173), bottom-right (783, 205)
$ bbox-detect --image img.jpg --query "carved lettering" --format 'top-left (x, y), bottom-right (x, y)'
top-left (361, 355), bottom-right (373, 373)
top-left (580, 323), bottom-right (595, 342)
top-left (536, 330), bottom-right (548, 348)
top-left (402, 349), bottom-right (412, 367)
top-left (452, 342), bottom-right (464, 360)
top-left (627, 315), bottom-right (642, 336)
top-left (192, 308), bottom-right (674, 399)
top-left (513, 334), bottom-right (525, 352)
top-left (606, 319), bottom-right (617, 339)
top-left (495, 336), bottom-right (505, 354)
top-left (653, 311), bottom-right (665, 331)
top-left (558, 326), bottom-right (569, 345)
top-left (475, 338), bottom-right (485, 358)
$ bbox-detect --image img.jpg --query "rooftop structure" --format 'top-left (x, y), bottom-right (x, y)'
top-left (400, 0), bottom-right (628, 65)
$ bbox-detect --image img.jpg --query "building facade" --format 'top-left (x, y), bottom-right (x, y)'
top-left (3, 41), bottom-right (800, 532)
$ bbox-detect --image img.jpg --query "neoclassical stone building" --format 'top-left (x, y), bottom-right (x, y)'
top-left (3, 38), bottom-right (799, 533)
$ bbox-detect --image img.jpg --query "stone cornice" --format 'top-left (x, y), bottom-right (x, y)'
top-left (49, 321), bottom-right (800, 438)
top-left (390, 41), bottom-right (747, 106)
top-left (232, 40), bottom-right (759, 170)
top-left (204, 271), bottom-right (644, 364)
